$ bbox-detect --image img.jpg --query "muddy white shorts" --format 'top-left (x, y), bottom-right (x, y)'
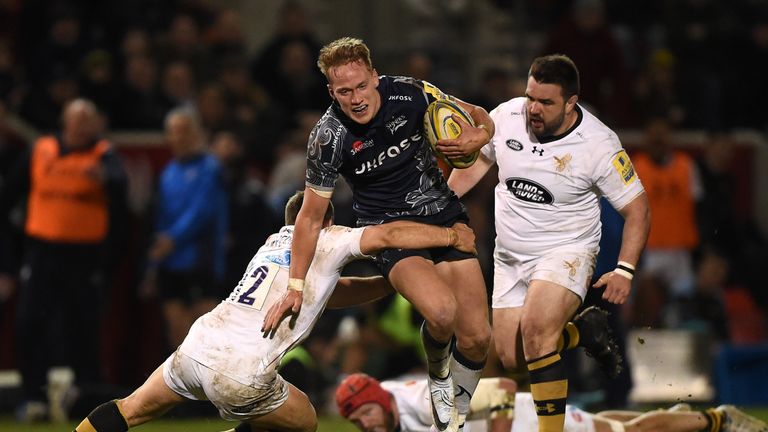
top-left (162, 349), bottom-right (289, 421)
top-left (492, 247), bottom-right (597, 308)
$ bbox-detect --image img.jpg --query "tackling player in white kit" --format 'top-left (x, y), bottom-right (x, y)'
top-left (72, 191), bottom-right (477, 432)
top-left (443, 55), bottom-right (651, 432)
top-left (336, 374), bottom-right (767, 432)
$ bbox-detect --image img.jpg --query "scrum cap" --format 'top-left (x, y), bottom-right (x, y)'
top-left (335, 373), bottom-right (392, 417)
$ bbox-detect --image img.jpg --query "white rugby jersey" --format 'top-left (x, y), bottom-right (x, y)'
top-left (484, 98), bottom-right (644, 258)
top-left (179, 225), bottom-right (367, 387)
top-left (382, 379), bottom-right (435, 432)
top-left (511, 392), bottom-right (595, 432)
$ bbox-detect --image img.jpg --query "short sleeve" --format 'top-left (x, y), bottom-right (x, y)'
top-left (594, 135), bottom-right (645, 210)
top-left (305, 112), bottom-right (346, 193)
top-left (481, 106), bottom-right (503, 162)
top-left (414, 79), bottom-right (455, 105)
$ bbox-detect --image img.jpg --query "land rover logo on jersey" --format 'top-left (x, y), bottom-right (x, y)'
top-left (506, 139), bottom-right (523, 151)
top-left (505, 178), bottom-right (554, 204)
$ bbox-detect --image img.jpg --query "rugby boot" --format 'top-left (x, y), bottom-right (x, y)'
top-left (717, 405), bottom-right (768, 432)
top-left (428, 372), bottom-right (457, 432)
top-left (573, 306), bottom-right (623, 378)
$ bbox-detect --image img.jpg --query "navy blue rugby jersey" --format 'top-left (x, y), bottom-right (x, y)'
top-left (305, 75), bottom-right (461, 225)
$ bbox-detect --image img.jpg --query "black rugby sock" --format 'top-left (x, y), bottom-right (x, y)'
top-left (75, 400), bottom-right (128, 431)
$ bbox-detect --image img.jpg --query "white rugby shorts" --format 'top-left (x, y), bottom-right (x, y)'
top-left (162, 349), bottom-right (289, 421)
top-left (492, 247), bottom-right (597, 308)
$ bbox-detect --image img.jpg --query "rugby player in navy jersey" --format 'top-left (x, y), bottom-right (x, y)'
top-left (262, 37), bottom-right (494, 432)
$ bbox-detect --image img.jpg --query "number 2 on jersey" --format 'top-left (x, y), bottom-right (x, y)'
top-left (236, 263), bottom-right (279, 310)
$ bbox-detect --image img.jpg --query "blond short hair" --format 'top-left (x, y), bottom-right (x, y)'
top-left (317, 37), bottom-right (373, 78)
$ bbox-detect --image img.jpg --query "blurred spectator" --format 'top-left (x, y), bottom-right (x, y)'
top-left (279, 315), bottom-right (342, 410)
top-left (542, 0), bottom-right (635, 127)
top-left (204, 8), bottom-right (248, 64)
top-left (209, 130), bottom-right (278, 290)
top-left (664, 0), bottom-right (729, 129)
top-left (78, 49), bottom-right (119, 123)
top-left (666, 247), bottom-right (730, 342)
top-left (0, 37), bottom-right (23, 108)
top-left (633, 117), bottom-right (702, 297)
top-left (695, 132), bottom-right (736, 250)
top-left (0, 99), bottom-right (127, 422)
top-left (156, 13), bottom-right (211, 82)
top-left (214, 55), bottom-right (279, 167)
top-left (268, 39), bottom-right (329, 120)
top-left (195, 82), bottom-right (237, 139)
top-left (18, 66), bottom-right (80, 132)
top-left (251, 0), bottom-right (322, 100)
top-left (159, 59), bottom-right (197, 112)
top-left (113, 54), bottom-right (169, 130)
top-left (26, 6), bottom-right (89, 87)
top-left (471, 66), bottom-right (516, 112)
top-left (339, 294), bottom-right (426, 381)
top-left (625, 272), bottom-right (669, 329)
top-left (141, 108), bottom-right (227, 353)
top-left (266, 129), bottom-right (308, 215)
top-left (728, 17), bottom-right (768, 131)
top-left (401, 51), bottom-right (434, 81)
top-left (633, 49), bottom-right (685, 126)
top-left (0, 102), bottom-right (24, 303)
top-left (120, 28), bottom-right (153, 61)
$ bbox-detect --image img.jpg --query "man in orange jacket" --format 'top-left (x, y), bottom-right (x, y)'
top-left (0, 98), bottom-right (127, 422)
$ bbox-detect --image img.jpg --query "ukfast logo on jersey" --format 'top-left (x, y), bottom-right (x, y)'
top-left (505, 177), bottom-right (554, 204)
top-left (386, 115), bottom-right (408, 134)
top-left (612, 150), bottom-right (637, 184)
top-left (354, 133), bottom-right (421, 174)
top-left (350, 139), bottom-right (374, 155)
top-left (388, 95), bottom-right (412, 102)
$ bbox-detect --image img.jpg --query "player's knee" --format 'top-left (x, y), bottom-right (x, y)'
top-left (422, 300), bottom-right (457, 334)
top-left (456, 322), bottom-right (491, 356)
top-left (520, 317), bottom-right (557, 358)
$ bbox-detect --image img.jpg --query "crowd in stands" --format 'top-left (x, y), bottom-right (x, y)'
top-left (0, 0), bottom-right (767, 423)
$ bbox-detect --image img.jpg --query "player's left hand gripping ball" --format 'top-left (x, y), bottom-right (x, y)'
top-left (423, 99), bottom-right (480, 169)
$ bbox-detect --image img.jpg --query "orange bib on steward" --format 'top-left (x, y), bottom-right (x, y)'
top-left (25, 136), bottom-right (111, 243)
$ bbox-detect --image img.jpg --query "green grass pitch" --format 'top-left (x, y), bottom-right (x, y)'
top-left (0, 415), bottom-right (359, 431)
top-left (2, 409), bottom-right (767, 431)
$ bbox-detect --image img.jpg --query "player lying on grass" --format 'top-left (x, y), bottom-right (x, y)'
top-left (336, 373), bottom-right (768, 432)
top-left (73, 190), bottom-right (477, 432)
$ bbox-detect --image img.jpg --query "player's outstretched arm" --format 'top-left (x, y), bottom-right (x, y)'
top-left (359, 221), bottom-right (476, 255)
top-left (262, 188), bottom-right (330, 334)
top-left (593, 192), bottom-right (651, 304)
top-left (447, 152), bottom-right (494, 198)
top-left (328, 222), bottom-right (475, 308)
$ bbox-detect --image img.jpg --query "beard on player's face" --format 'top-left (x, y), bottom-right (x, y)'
top-left (530, 106), bottom-right (566, 139)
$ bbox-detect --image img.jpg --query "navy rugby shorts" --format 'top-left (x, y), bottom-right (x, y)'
top-left (368, 200), bottom-right (476, 277)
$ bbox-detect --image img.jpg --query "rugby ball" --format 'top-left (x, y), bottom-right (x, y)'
top-left (423, 99), bottom-right (480, 169)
